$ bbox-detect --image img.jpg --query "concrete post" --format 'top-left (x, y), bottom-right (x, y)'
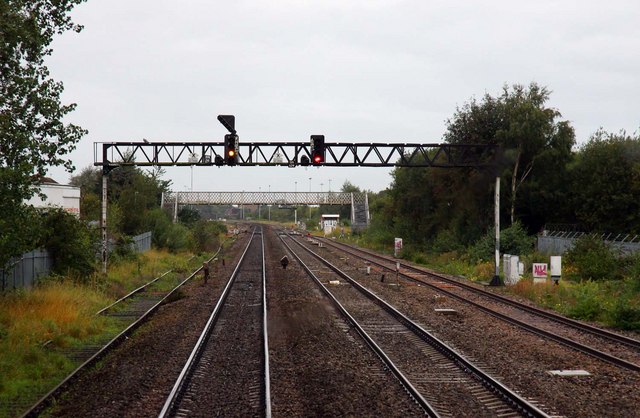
top-left (101, 173), bottom-right (108, 274)
top-left (490, 176), bottom-right (502, 286)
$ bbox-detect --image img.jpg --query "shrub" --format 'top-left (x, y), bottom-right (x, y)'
top-left (621, 252), bottom-right (640, 288)
top-left (564, 235), bottom-right (620, 281)
top-left (431, 230), bottom-right (464, 253)
top-left (466, 222), bottom-right (533, 263)
top-left (38, 209), bottom-right (96, 280)
top-left (191, 220), bottom-right (226, 253)
top-left (165, 223), bottom-right (193, 253)
top-left (608, 300), bottom-right (640, 330)
top-left (501, 222), bottom-right (534, 255)
top-left (566, 280), bottom-right (602, 320)
top-left (143, 208), bottom-right (173, 249)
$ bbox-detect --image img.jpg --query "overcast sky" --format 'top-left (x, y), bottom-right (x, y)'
top-left (47, 0), bottom-right (640, 193)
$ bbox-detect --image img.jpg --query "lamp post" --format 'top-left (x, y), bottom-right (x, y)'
top-left (268, 185), bottom-right (271, 221)
top-left (308, 177), bottom-right (312, 220)
top-left (258, 187), bottom-right (261, 219)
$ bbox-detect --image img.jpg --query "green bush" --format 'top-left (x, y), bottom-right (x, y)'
top-left (466, 222), bottom-right (533, 263)
top-left (608, 300), bottom-right (640, 330)
top-left (566, 280), bottom-right (602, 320)
top-left (165, 223), bottom-right (193, 253)
top-left (38, 209), bottom-right (96, 280)
top-left (191, 220), bottom-right (226, 253)
top-left (143, 208), bottom-right (173, 248)
top-left (431, 229), bottom-right (463, 253)
top-left (564, 235), bottom-right (620, 281)
top-left (501, 222), bottom-right (534, 255)
top-left (621, 253), bottom-right (640, 288)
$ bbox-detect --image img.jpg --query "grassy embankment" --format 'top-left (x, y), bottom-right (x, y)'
top-left (338, 234), bottom-right (640, 332)
top-left (0, 249), bottom-right (204, 417)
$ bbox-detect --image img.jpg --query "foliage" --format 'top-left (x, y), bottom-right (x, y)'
top-left (567, 130), bottom-right (640, 233)
top-left (0, 249), bottom-right (196, 415)
top-left (564, 235), bottom-right (620, 281)
top-left (366, 83), bottom-right (575, 251)
top-left (191, 220), bottom-right (225, 253)
top-left (565, 280), bottom-right (603, 320)
top-left (445, 82), bottom-right (575, 228)
top-left (178, 206), bottom-right (201, 226)
top-left (165, 223), bottom-right (193, 253)
top-left (0, 204), bottom-right (40, 269)
top-left (0, 0), bottom-right (87, 269)
top-left (37, 208), bottom-right (96, 279)
top-left (466, 222), bottom-right (533, 263)
top-left (609, 298), bottom-right (640, 331)
top-left (70, 166), bottom-right (171, 235)
top-left (144, 208), bottom-right (174, 248)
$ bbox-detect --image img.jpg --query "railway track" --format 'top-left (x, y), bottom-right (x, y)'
top-left (280, 232), bottom-right (550, 418)
top-left (159, 227), bottom-right (271, 417)
top-left (21, 248), bottom-right (224, 418)
top-left (312, 236), bottom-right (640, 372)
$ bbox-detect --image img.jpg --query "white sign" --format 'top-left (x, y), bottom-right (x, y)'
top-left (394, 238), bottom-right (403, 257)
top-left (550, 256), bottom-right (562, 277)
top-left (533, 263), bottom-right (548, 279)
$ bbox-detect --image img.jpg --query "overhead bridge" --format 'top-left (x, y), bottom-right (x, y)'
top-left (162, 191), bottom-right (370, 228)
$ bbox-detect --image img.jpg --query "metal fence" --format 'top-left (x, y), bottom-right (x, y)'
top-left (537, 231), bottom-right (640, 255)
top-left (131, 231), bottom-right (152, 253)
top-left (1, 231), bottom-right (152, 291)
top-left (0, 249), bottom-right (53, 291)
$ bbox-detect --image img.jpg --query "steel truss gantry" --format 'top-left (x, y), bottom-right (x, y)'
top-left (95, 139), bottom-right (496, 274)
top-left (94, 141), bottom-right (496, 170)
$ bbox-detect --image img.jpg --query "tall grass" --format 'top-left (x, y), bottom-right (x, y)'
top-left (0, 282), bottom-right (110, 415)
top-left (0, 249), bottom-right (199, 417)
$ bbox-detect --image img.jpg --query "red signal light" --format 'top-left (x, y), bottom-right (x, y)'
top-left (311, 135), bottom-right (325, 166)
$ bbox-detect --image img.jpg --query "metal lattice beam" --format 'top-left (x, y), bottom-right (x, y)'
top-left (95, 141), bottom-right (496, 171)
top-left (162, 191), bottom-right (366, 206)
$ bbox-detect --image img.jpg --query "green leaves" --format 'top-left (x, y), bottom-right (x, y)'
top-left (0, 1), bottom-right (87, 268)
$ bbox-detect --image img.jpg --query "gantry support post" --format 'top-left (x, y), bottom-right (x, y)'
top-left (489, 176), bottom-right (502, 286)
top-left (101, 172), bottom-right (108, 274)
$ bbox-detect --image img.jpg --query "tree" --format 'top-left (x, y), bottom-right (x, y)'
top-left (445, 83), bottom-right (575, 227)
top-left (70, 165), bottom-right (172, 234)
top-left (0, 0), bottom-right (87, 269)
top-left (568, 130), bottom-right (640, 233)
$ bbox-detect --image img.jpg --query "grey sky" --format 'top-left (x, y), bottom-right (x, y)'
top-left (47, 0), bottom-right (640, 193)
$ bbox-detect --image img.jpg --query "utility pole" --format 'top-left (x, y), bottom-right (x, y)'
top-left (490, 176), bottom-right (502, 286)
top-left (101, 171), bottom-right (108, 274)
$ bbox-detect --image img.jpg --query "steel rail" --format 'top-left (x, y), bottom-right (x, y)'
top-left (284, 233), bottom-right (551, 418)
top-left (158, 227), bottom-right (271, 418)
top-left (320, 237), bottom-right (640, 349)
top-left (261, 228), bottom-right (272, 418)
top-left (21, 248), bottom-right (224, 418)
top-left (276, 234), bottom-right (441, 418)
top-left (314, 237), bottom-right (640, 372)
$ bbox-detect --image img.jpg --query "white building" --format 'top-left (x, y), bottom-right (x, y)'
top-left (320, 214), bottom-right (340, 235)
top-left (26, 178), bottom-right (81, 216)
